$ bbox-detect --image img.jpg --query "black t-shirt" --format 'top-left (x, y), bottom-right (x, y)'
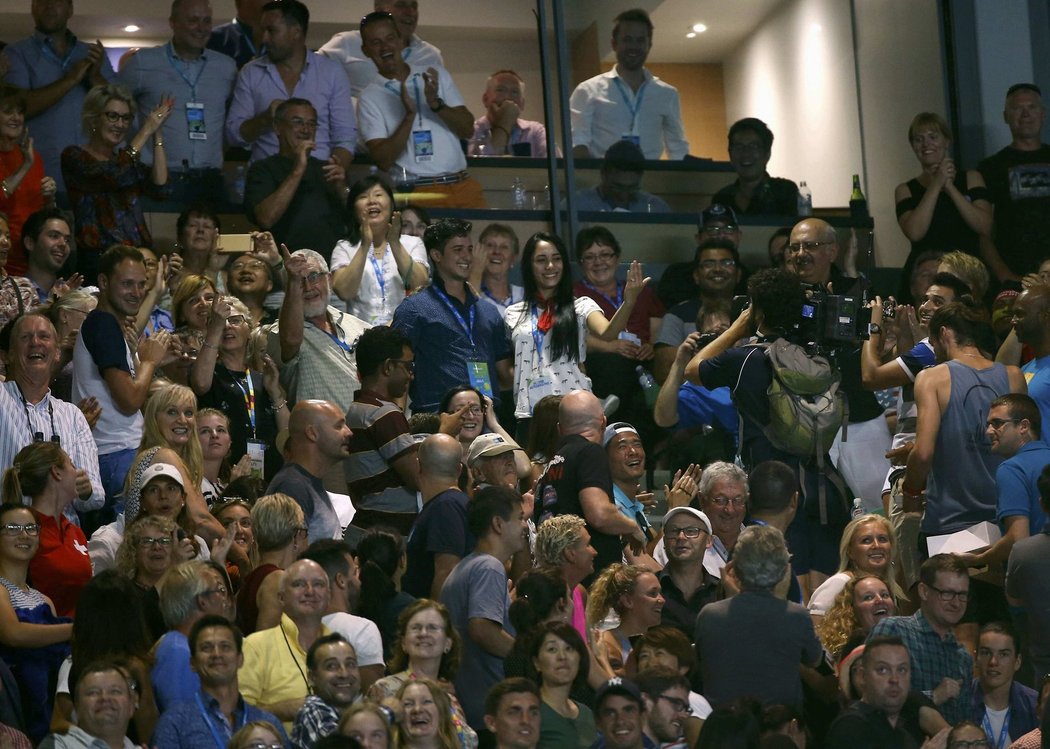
top-left (535, 434), bottom-right (621, 575)
top-left (403, 488), bottom-right (474, 599)
top-left (197, 365), bottom-right (282, 481)
top-left (978, 144), bottom-right (1050, 275)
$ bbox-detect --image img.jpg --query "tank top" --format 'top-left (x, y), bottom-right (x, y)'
top-left (236, 563), bottom-right (280, 635)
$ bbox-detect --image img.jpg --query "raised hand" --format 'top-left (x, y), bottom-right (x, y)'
top-left (623, 259), bottom-right (651, 301)
top-left (282, 244), bottom-right (306, 281)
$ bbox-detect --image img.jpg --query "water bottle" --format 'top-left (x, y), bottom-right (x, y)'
top-left (232, 164), bottom-right (246, 204)
top-left (851, 497), bottom-right (865, 519)
top-left (636, 365), bottom-right (659, 408)
top-left (797, 181), bottom-right (812, 217)
top-left (511, 177), bottom-right (527, 209)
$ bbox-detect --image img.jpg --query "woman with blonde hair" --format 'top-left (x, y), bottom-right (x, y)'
top-left (229, 720), bottom-right (286, 749)
top-left (114, 514), bottom-right (183, 641)
top-left (808, 513), bottom-right (905, 623)
top-left (369, 599), bottom-right (476, 749)
top-left (61, 83), bottom-right (172, 281)
top-left (39, 289), bottom-right (97, 404)
top-left (339, 702), bottom-right (393, 749)
top-left (210, 497), bottom-right (257, 593)
top-left (586, 562), bottom-right (664, 675)
top-left (815, 574), bottom-right (896, 662)
top-left (235, 492), bottom-right (306, 635)
top-left (1, 442), bottom-right (89, 618)
top-left (395, 678), bottom-right (461, 749)
top-left (171, 274), bottom-right (216, 333)
top-left (122, 383), bottom-right (222, 544)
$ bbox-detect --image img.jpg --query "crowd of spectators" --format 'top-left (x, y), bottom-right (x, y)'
top-left (1, 1), bottom-right (1050, 749)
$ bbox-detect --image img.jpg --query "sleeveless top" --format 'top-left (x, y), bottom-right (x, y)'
top-left (923, 361), bottom-right (1009, 534)
top-left (236, 563), bottom-right (280, 635)
top-left (121, 446), bottom-right (162, 523)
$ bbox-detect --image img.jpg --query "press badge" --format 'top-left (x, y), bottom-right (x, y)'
top-left (246, 439), bottom-right (266, 479)
top-left (412, 130), bottom-right (434, 162)
top-left (527, 377), bottom-right (556, 409)
top-left (186, 102), bottom-right (206, 140)
top-left (467, 361), bottom-right (494, 399)
top-left (620, 134), bottom-right (640, 147)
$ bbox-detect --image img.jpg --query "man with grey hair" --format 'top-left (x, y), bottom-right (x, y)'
top-left (319, 0), bottom-right (443, 98)
top-left (151, 561), bottom-right (234, 713)
top-left (695, 525), bottom-right (821, 708)
top-left (694, 460), bottom-right (749, 579)
top-left (267, 245), bottom-right (371, 414)
top-left (533, 390), bottom-right (647, 579)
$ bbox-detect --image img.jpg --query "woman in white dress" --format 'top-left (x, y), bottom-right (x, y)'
top-left (331, 175), bottom-right (430, 324)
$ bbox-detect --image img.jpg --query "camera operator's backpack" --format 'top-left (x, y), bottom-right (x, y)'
top-left (737, 338), bottom-right (846, 459)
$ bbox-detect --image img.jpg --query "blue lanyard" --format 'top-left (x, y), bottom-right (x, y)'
top-left (530, 303), bottom-right (547, 366)
top-left (612, 76), bottom-right (648, 133)
top-left (982, 708), bottom-right (1011, 749)
top-left (368, 247), bottom-right (387, 305)
top-left (38, 34), bottom-right (75, 71)
top-left (230, 369), bottom-right (257, 438)
top-left (195, 692), bottom-right (246, 749)
top-left (165, 43), bottom-right (208, 99)
top-left (412, 74), bottom-right (425, 128)
top-left (582, 280), bottom-right (623, 310)
top-left (234, 18), bottom-right (258, 57)
top-left (308, 318), bottom-right (354, 355)
top-left (434, 286), bottom-right (475, 347)
top-left (482, 285), bottom-right (509, 307)
top-left (383, 74), bottom-right (424, 126)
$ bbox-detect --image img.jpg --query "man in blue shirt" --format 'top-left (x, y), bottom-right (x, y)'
top-left (152, 614), bottom-right (286, 749)
top-left (392, 218), bottom-right (512, 413)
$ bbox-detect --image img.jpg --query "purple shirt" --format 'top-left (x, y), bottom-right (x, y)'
top-left (469, 117), bottom-right (554, 157)
top-left (226, 49), bottom-right (356, 162)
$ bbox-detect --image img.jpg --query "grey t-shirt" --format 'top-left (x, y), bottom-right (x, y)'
top-left (267, 462), bottom-right (341, 543)
top-left (440, 551), bottom-right (513, 729)
top-left (1007, 531), bottom-right (1050, 675)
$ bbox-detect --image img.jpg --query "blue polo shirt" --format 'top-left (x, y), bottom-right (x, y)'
top-left (996, 439), bottom-right (1050, 533)
top-left (151, 689), bottom-right (287, 749)
top-left (392, 276), bottom-right (511, 413)
top-left (1022, 355), bottom-right (1050, 445)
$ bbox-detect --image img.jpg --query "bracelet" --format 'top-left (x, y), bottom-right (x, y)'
top-left (201, 341), bottom-right (218, 350)
top-left (0, 180), bottom-right (8, 198)
top-left (154, 139), bottom-right (165, 148)
top-left (127, 146), bottom-right (139, 160)
top-left (271, 259), bottom-right (284, 271)
top-left (272, 399), bottom-right (288, 411)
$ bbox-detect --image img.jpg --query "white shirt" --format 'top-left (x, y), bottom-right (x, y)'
top-left (330, 235), bottom-right (429, 324)
top-left (322, 612), bottom-right (385, 668)
top-left (357, 64), bottom-right (468, 177)
top-left (72, 312), bottom-right (143, 455)
top-left (479, 283), bottom-right (524, 318)
top-left (319, 30), bottom-right (444, 99)
top-left (570, 68), bottom-right (689, 160)
top-left (504, 296), bottom-right (601, 418)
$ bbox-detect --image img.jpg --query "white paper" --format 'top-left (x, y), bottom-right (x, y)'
top-left (925, 521), bottom-right (1002, 556)
top-left (328, 491), bottom-right (356, 532)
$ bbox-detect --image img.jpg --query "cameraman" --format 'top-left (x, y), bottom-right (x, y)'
top-left (684, 267), bottom-right (850, 593)
top-left (787, 218), bottom-right (891, 512)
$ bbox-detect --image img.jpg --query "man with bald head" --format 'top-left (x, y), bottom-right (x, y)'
top-left (209, 0), bottom-right (269, 68)
top-left (533, 390), bottom-right (647, 577)
top-left (319, 0), bottom-right (444, 98)
top-left (786, 218), bottom-right (854, 288)
top-left (470, 70), bottom-right (550, 157)
top-left (404, 433), bottom-right (474, 599)
top-left (1012, 285), bottom-right (1050, 433)
top-left (239, 558), bottom-right (332, 729)
top-left (267, 400), bottom-right (352, 542)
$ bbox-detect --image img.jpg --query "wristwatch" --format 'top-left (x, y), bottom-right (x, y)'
top-left (868, 323), bottom-right (882, 335)
top-left (430, 97), bottom-right (446, 112)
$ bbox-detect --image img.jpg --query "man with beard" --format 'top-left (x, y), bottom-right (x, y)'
top-left (1011, 285), bottom-right (1050, 431)
top-left (570, 8), bottom-right (687, 160)
top-left (20, 208), bottom-right (72, 302)
top-left (292, 634), bottom-right (362, 749)
top-left (657, 506), bottom-right (718, 637)
top-left (267, 247), bottom-right (371, 414)
top-left (267, 400), bottom-right (353, 542)
top-left (636, 668), bottom-right (691, 749)
top-left (653, 238), bottom-right (740, 383)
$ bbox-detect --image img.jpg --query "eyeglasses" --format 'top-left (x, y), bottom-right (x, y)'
top-left (787, 240), bottom-right (834, 254)
top-left (294, 526), bottom-right (309, 536)
top-left (102, 111), bottom-right (133, 123)
top-left (1, 523), bottom-right (40, 536)
top-left (231, 259), bottom-right (267, 272)
top-left (224, 315), bottom-right (246, 326)
top-left (408, 623), bottom-right (445, 635)
top-left (285, 117), bottom-right (319, 130)
top-left (201, 585), bottom-right (229, 599)
top-left (699, 258), bottom-right (737, 270)
top-left (709, 496), bottom-right (747, 509)
top-left (657, 694), bottom-right (692, 715)
top-left (986, 417), bottom-right (1021, 430)
top-left (389, 359), bottom-right (415, 373)
top-left (927, 584), bottom-right (969, 603)
top-left (949, 741), bottom-right (990, 749)
top-left (135, 536), bottom-right (173, 547)
top-left (300, 271), bottom-right (327, 287)
top-left (664, 526), bottom-right (705, 539)
top-left (243, 742), bottom-right (284, 749)
top-left (221, 516), bottom-right (252, 530)
top-left (581, 251), bottom-right (617, 265)
top-left (703, 225), bottom-right (738, 235)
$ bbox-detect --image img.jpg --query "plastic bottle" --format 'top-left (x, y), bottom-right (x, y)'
top-left (849, 174), bottom-right (868, 218)
top-left (636, 365), bottom-right (659, 408)
top-left (232, 165), bottom-right (246, 203)
top-left (851, 497), bottom-right (865, 519)
top-left (511, 177), bottom-right (527, 209)
top-left (797, 181), bottom-right (812, 216)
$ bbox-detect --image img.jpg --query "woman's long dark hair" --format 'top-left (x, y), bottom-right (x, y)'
top-left (346, 174), bottom-right (395, 245)
top-left (518, 232), bottom-right (580, 363)
top-left (70, 570), bottom-right (153, 689)
top-left (355, 527), bottom-right (404, 625)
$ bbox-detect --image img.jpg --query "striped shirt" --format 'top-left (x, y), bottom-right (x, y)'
top-left (345, 390), bottom-right (417, 513)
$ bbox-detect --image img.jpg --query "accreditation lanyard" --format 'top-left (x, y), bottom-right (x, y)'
top-left (612, 76), bottom-right (648, 133)
top-left (982, 708), bottom-right (1010, 749)
top-left (165, 43), bottom-right (208, 99)
top-left (434, 286), bottom-right (475, 348)
top-left (582, 280), bottom-right (623, 311)
top-left (231, 369), bottom-right (257, 438)
top-left (307, 318), bottom-right (355, 358)
top-left (530, 303), bottom-right (547, 366)
top-left (195, 692), bottom-right (246, 749)
top-left (368, 246), bottom-right (387, 305)
top-left (383, 74), bottom-right (426, 128)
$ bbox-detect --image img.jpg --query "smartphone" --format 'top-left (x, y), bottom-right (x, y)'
top-left (216, 234), bottom-right (253, 254)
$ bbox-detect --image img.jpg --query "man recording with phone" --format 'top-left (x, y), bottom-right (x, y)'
top-left (684, 267), bottom-right (850, 596)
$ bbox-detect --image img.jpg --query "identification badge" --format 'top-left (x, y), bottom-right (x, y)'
top-left (186, 102), bottom-right (206, 140)
top-left (246, 439), bottom-right (266, 479)
top-left (618, 331), bottom-right (641, 345)
top-left (467, 361), bottom-right (493, 399)
top-left (527, 377), bottom-right (556, 410)
top-left (412, 130), bottom-right (434, 162)
top-left (620, 134), bottom-right (640, 147)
